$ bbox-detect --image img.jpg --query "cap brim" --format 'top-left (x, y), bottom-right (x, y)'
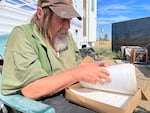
top-left (49, 4), bottom-right (82, 20)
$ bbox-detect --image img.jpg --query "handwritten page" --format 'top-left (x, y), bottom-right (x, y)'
top-left (70, 87), bottom-right (132, 107)
top-left (80, 63), bottom-right (137, 95)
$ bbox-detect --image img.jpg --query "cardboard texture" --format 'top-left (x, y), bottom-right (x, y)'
top-left (65, 83), bottom-right (142, 113)
top-left (137, 77), bottom-right (150, 101)
top-left (81, 56), bottom-right (95, 63)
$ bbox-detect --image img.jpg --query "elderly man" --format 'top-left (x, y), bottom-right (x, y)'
top-left (2, 0), bottom-right (111, 113)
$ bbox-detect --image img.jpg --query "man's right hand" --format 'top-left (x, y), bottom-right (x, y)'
top-left (74, 62), bottom-right (112, 84)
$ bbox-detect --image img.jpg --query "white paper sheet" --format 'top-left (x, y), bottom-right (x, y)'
top-left (70, 87), bottom-right (132, 107)
top-left (80, 63), bottom-right (137, 95)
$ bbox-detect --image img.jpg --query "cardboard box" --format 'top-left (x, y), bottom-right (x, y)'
top-left (65, 83), bottom-right (142, 113)
top-left (68, 56), bottom-right (149, 113)
top-left (137, 77), bottom-right (150, 101)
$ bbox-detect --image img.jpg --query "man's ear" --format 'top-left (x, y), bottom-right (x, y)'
top-left (36, 7), bottom-right (42, 19)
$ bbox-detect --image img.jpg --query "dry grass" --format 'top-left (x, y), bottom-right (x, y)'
top-left (93, 41), bottom-right (121, 59)
top-left (94, 41), bottom-right (112, 49)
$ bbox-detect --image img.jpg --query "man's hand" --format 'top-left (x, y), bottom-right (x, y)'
top-left (98, 61), bottom-right (112, 67)
top-left (75, 62), bottom-right (112, 84)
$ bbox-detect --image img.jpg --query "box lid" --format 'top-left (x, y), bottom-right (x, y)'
top-left (65, 83), bottom-right (141, 113)
top-left (137, 77), bottom-right (150, 101)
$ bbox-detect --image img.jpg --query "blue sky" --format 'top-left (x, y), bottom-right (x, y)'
top-left (97, 0), bottom-right (150, 40)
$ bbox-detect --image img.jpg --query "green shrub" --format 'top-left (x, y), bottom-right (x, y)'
top-left (94, 47), bottom-right (121, 59)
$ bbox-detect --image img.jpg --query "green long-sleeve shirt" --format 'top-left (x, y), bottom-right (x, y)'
top-left (2, 24), bottom-right (82, 95)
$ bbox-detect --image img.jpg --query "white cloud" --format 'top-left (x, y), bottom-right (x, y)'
top-left (97, 0), bottom-right (150, 25)
top-left (96, 0), bottom-right (150, 39)
top-left (133, 4), bottom-right (150, 11)
top-left (97, 5), bottom-right (130, 17)
top-left (97, 15), bottom-right (130, 25)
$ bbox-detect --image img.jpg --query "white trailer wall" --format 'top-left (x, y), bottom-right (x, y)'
top-left (70, 0), bottom-right (83, 49)
top-left (83, 0), bottom-right (97, 47)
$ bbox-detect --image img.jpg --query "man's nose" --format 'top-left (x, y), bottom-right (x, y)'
top-left (62, 19), bottom-right (71, 29)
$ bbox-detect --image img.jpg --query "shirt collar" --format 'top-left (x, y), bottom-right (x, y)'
top-left (31, 24), bottom-right (47, 47)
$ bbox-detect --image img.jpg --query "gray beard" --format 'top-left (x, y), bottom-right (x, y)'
top-left (54, 36), bottom-right (68, 52)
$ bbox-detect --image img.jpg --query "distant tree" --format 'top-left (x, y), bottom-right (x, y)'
top-left (99, 37), bottom-right (103, 41)
top-left (103, 33), bottom-right (109, 41)
top-left (97, 36), bottom-right (103, 41)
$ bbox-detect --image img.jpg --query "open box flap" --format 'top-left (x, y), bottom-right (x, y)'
top-left (137, 76), bottom-right (150, 101)
top-left (65, 83), bottom-right (141, 113)
top-left (140, 80), bottom-right (150, 101)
